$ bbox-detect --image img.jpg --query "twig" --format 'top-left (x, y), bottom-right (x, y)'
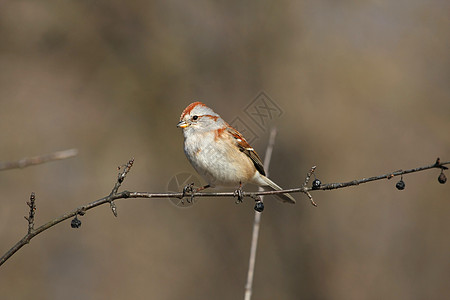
top-left (0, 158), bottom-right (134, 266)
top-left (24, 192), bottom-right (36, 234)
top-left (0, 149), bottom-right (78, 171)
top-left (0, 157), bottom-right (447, 267)
top-left (302, 166), bottom-right (317, 206)
top-left (108, 159), bottom-right (135, 217)
top-left (244, 127), bottom-right (277, 300)
top-left (312, 157), bottom-right (448, 191)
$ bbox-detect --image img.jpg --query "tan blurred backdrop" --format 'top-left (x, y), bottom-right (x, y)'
top-left (0, 0), bottom-right (449, 299)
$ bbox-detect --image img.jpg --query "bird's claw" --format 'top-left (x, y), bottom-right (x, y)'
top-left (234, 187), bottom-right (244, 204)
top-left (180, 183), bottom-right (195, 199)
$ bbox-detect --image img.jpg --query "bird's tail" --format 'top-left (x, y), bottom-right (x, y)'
top-left (260, 175), bottom-right (296, 204)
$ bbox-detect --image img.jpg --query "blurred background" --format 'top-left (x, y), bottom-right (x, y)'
top-left (0, 0), bottom-right (449, 299)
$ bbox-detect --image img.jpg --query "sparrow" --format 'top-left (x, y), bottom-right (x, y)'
top-left (177, 101), bottom-right (295, 204)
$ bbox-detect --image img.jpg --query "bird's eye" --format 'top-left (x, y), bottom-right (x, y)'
top-left (192, 115), bottom-right (198, 120)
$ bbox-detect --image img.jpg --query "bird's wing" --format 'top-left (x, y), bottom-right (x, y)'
top-left (226, 125), bottom-right (266, 176)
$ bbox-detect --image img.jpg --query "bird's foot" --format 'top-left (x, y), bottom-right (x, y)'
top-left (234, 183), bottom-right (244, 204)
top-left (180, 184), bottom-right (210, 203)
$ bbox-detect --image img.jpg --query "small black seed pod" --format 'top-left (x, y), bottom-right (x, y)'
top-left (312, 179), bottom-right (321, 189)
top-left (254, 201), bottom-right (264, 212)
top-left (71, 217), bottom-right (82, 228)
top-left (396, 179), bottom-right (405, 190)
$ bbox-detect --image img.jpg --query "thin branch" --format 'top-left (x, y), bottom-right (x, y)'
top-left (0, 158), bottom-right (133, 266)
top-left (245, 127), bottom-right (277, 300)
top-left (107, 159), bottom-right (135, 217)
top-left (0, 149), bottom-right (78, 171)
top-left (302, 166), bottom-right (317, 206)
top-left (116, 157), bottom-right (449, 200)
top-left (24, 192), bottom-right (36, 234)
top-left (1, 157), bottom-right (448, 267)
top-left (311, 157), bottom-right (448, 191)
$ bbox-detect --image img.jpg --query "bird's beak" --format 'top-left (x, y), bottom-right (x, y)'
top-left (177, 120), bottom-right (189, 128)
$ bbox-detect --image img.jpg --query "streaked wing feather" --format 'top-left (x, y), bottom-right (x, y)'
top-left (226, 125), bottom-right (266, 176)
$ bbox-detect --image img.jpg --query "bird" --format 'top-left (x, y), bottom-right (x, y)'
top-left (177, 101), bottom-right (295, 204)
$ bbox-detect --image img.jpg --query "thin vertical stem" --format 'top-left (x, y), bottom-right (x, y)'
top-left (244, 128), bottom-right (277, 300)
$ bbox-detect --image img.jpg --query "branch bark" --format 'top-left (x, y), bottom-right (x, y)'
top-left (0, 149), bottom-right (78, 171)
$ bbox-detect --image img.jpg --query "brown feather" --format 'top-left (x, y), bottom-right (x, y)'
top-left (226, 124), bottom-right (266, 176)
